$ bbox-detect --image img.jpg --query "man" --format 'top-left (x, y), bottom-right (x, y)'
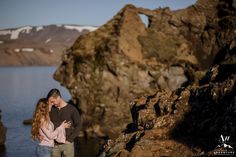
top-left (47, 88), bottom-right (80, 157)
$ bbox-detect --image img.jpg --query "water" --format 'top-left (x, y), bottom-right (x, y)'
top-left (0, 67), bottom-right (99, 157)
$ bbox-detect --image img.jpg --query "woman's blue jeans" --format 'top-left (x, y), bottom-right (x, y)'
top-left (36, 145), bottom-right (52, 157)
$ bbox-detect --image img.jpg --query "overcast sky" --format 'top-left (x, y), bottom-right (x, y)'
top-left (0, 0), bottom-right (197, 29)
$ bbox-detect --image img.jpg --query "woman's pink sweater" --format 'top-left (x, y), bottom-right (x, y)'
top-left (39, 121), bottom-right (65, 147)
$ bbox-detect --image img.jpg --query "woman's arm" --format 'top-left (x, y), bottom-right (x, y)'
top-left (40, 120), bottom-right (65, 140)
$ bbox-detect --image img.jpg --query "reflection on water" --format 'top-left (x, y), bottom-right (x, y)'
top-left (0, 67), bottom-right (99, 157)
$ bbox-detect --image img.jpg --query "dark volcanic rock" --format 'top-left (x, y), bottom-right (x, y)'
top-left (99, 67), bottom-right (235, 156)
top-left (0, 110), bottom-right (7, 146)
top-left (98, 47), bottom-right (236, 156)
top-left (96, 0), bottom-right (236, 156)
top-left (54, 0), bottom-right (236, 140)
top-left (0, 121), bottom-right (6, 146)
top-left (22, 119), bottom-right (32, 125)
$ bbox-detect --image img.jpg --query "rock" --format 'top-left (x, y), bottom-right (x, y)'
top-left (0, 110), bottom-right (7, 146)
top-left (84, 124), bottom-right (107, 138)
top-left (98, 0), bottom-right (236, 154)
top-left (0, 145), bottom-right (6, 157)
top-left (22, 118), bottom-right (33, 125)
top-left (0, 121), bottom-right (6, 146)
top-left (54, 0), bottom-right (236, 145)
top-left (100, 65), bottom-right (235, 156)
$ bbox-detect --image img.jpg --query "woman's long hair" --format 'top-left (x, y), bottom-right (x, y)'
top-left (31, 98), bottom-right (49, 140)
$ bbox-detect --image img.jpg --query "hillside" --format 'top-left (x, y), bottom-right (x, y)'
top-left (0, 25), bottom-right (97, 66)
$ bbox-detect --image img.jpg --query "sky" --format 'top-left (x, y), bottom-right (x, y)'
top-left (0, 0), bottom-right (197, 29)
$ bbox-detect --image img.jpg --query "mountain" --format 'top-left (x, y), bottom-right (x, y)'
top-left (0, 25), bottom-right (97, 66)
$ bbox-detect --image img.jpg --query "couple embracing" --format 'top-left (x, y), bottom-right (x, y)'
top-left (31, 88), bottom-right (81, 157)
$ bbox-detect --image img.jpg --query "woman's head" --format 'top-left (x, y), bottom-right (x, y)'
top-left (31, 98), bottom-right (49, 140)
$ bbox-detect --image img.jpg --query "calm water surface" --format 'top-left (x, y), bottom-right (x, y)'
top-left (0, 67), bottom-right (99, 157)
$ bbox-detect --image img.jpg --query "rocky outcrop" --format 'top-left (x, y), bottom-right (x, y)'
top-left (96, 0), bottom-right (236, 155)
top-left (0, 122), bottom-right (6, 146)
top-left (98, 66), bottom-right (235, 156)
top-left (54, 0), bottom-right (236, 139)
top-left (0, 110), bottom-right (7, 146)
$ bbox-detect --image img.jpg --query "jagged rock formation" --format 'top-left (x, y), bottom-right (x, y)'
top-left (98, 65), bottom-right (235, 156)
top-left (96, 0), bottom-right (236, 156)
top-left (54, 0), bottom-right (236, 141)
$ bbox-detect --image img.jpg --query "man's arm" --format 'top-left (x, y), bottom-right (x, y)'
top-left (67, 107), bottom-right (81, 142)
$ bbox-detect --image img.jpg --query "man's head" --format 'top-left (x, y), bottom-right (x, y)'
top-left (47, 88), bottom-right (62, 107)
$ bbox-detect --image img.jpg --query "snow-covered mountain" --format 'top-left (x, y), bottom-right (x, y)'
top-left (0, 24), bottom-right (98, 66)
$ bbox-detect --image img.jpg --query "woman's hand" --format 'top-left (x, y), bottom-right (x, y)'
top-left (61, 120), bottom-right (71, 128)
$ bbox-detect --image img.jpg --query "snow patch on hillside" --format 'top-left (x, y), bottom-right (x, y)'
top-left (11, 26), bottom-right (32, 39)
top-left (14, 48), bottom-right (34, 52)
top-left (0, 26), bottom-right (33, 39)
top-left (14, 49), bottom-right (20, 52)
top-left (22, 48), bottom-right (34, 52)
top-left (64, 25), bottom-right (97, 32)
top-left (0, 25), bottom-right (98, 40)
top-left (36, 26), bottom-right (43, 31)
top-left (0, 30), bottom-right (11, 36)
top-left (45, 38), bottom-right (51, 43)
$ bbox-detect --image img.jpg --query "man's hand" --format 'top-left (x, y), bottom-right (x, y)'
top-left (39, 135), bottom-right (45, 142)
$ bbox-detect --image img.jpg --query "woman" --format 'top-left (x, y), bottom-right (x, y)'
top-left (31, 98), bottom-right (71, 157)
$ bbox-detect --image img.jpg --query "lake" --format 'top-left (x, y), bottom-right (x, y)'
top-left (0, 67), bottom-right (99, 157)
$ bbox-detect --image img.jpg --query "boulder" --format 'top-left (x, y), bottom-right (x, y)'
top-left (0, 111), bottom-right (6, 146)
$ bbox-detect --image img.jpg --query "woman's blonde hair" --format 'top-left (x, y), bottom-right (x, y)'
top-left (31, 98), bottom-right (49, 140)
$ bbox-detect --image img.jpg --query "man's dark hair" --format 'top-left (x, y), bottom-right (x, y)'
top-left (46, 88), bottom-right (61, 100)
